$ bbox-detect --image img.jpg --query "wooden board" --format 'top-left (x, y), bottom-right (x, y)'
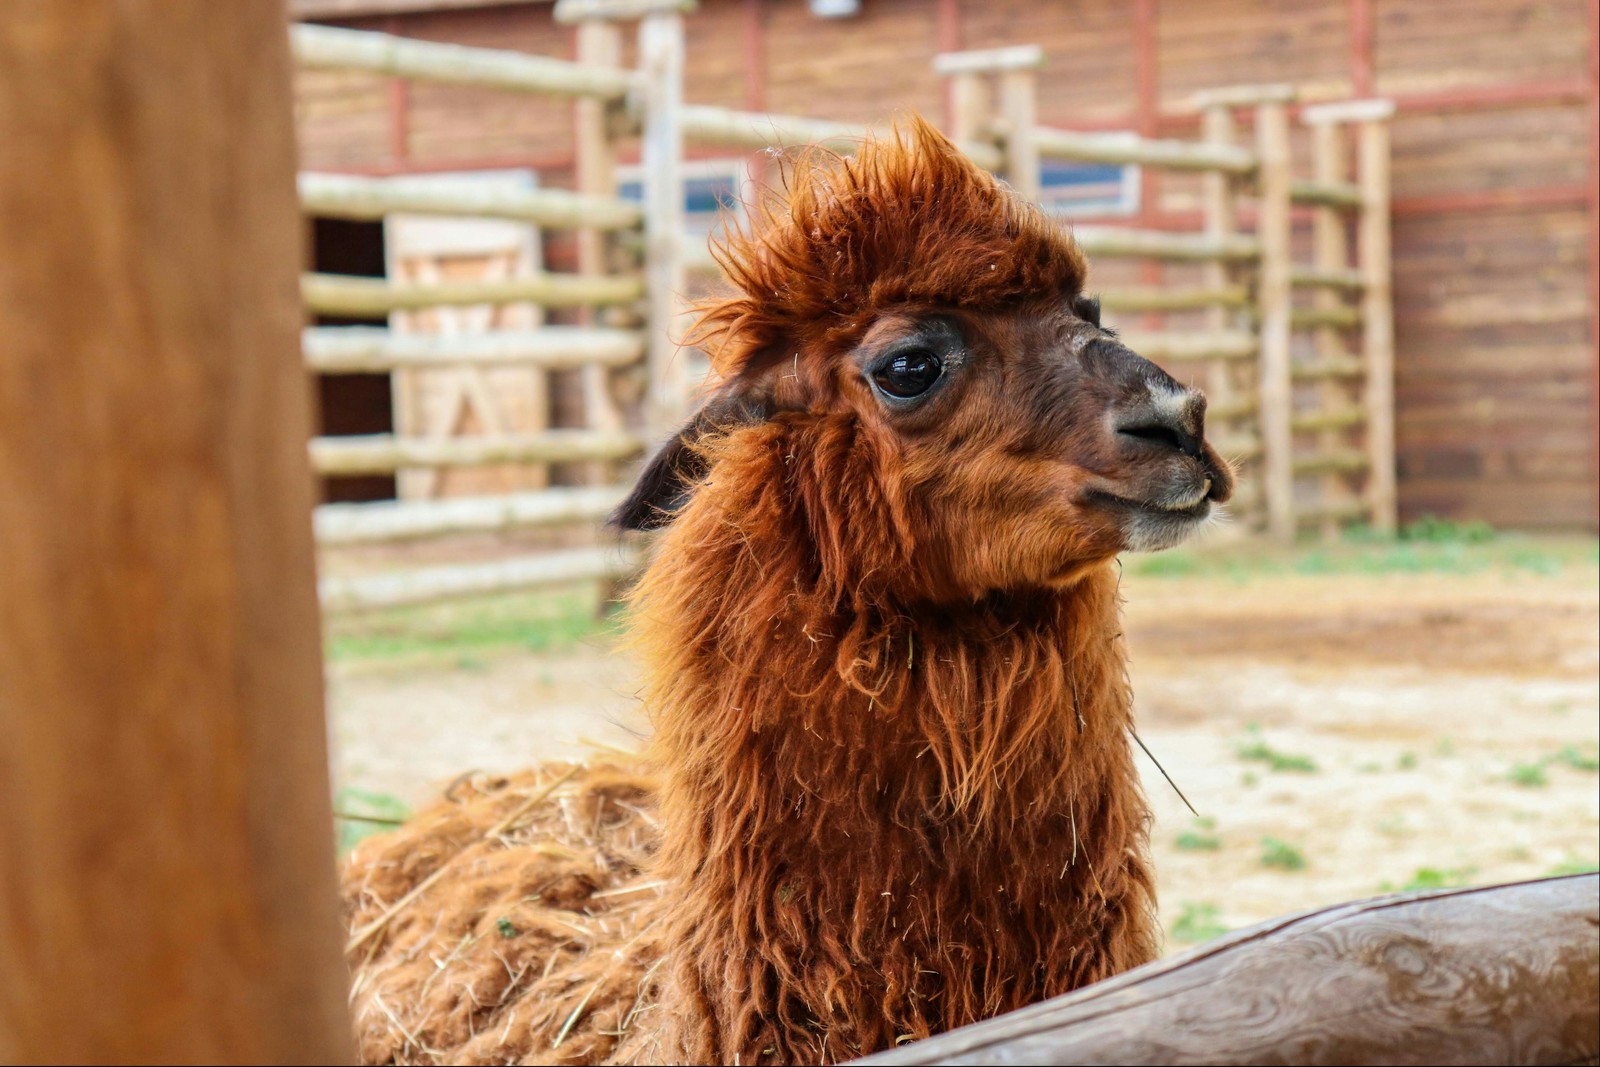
top-left (859, 875), bottom-right (1600, 1066)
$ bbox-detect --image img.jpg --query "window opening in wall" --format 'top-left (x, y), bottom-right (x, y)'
top-left (1037, 157), bottom-right (1141, 218)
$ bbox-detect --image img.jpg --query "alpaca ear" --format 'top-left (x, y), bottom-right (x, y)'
top-left (610, 388), bottom-right (773, 531)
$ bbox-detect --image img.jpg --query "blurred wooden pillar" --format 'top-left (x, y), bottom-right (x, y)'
top-left (932, 45), bottom-right (1043, 196)
top-left (573, 15), bottom-right (626, 484)
top-left (1310, 119), bottom-right (1353, 538)
top-left (1253, 94), bottom-right (1297, 542)
top-left (638, 3), bottom-right (690, 439)
top-left (1354, 102), bottom-right (1398, 534)
top-left (0, 3), bottom-right (353, 1063)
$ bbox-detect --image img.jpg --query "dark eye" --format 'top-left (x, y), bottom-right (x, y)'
top-left (871, 349), bottom-right (944, 400)
top-left (1073, 294), bottom-right (1102, 327)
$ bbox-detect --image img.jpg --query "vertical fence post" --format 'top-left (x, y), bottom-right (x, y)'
top-left (1198, 98), bottom-right (1258, 530)
top-left (1356, 103), bottom-right (1398, 534)
top-left (932, 46), bottom-right (1042, 193)
top-left (997, 62), bottom-right (1041, 202)
top-left (574, 15), bottom-right (627, 483)
top-left (944, 68), bottom-right (991, 149)
top-left (0, 3), bottom-right (353, 1062)
top-left (1310, 118), bottom-right (1353, 537)
top-left (638, 4), bottom-right (690, 440)
top-left (1254, 94), bottom-right (1296, 542)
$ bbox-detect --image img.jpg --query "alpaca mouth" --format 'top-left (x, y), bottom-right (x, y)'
top-left (1151, 477), bottom-right (1212, 512)
top-left (1092, 477), bottom-right (1217, 521)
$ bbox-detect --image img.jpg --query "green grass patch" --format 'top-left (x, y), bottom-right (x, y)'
top-left (325, 588), bottom-right (614, 666)
top-left (1508, 761), bottom-right (1550, 788)
top-left (1169, 902), bottom-right (1229, 944)
top-left (1555, 745), bottom-right (1600, 772)
top-left (1548, 856), bottom-right (1600, 878)
top-left (334, 786), bottom-right (411, 856)
top-left (1379, 866), bottom-right (1476, 893)
top-left (1259, 837), bottom-right (1307, 871)
top-left (1396, 751), bottom-right (1419, 771)
top-left (1175, 817), bottom-right (1222, 852)
top-left (1124, 530), bottom-right (1596, 582)
top-left (1236, 728), bottom-right (1319, 773)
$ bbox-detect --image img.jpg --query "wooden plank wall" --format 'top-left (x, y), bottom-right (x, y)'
top-left (292, 0), bottom-right (1599, 531)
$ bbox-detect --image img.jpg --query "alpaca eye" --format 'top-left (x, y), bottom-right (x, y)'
top-left (871, 349), bottom-right (944, 400)
top-left (1073, 294), bottom-right (1102, 327)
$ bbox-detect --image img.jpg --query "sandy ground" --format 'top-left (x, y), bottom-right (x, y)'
top-left (326, 548), bottom-right (1600, 947)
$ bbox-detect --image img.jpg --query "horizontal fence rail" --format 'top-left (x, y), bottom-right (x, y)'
top-left (1072, 227), bottom-right (1262, 262)
top-left (1097, 285), bottom-right (1251, 312)
top-left (318, 546), bottom-right (640, 613)
top-left (302, 272), bottom-right (645, 315)
top-left (309, 430), bottom-right (643, 475)
top-left (314, 487), bottom-right (627, 545)
top-left (1031, 127), bottom-right (1257, 174)
top-left (680, 104), bottom-right (1004, 170)
top-left (1290, 177), bottom-right (1363, 209)
top-left (1290, 266), bottom-right (1366, 291)
top-left (1117, 330), bottom-right (1258, 362)
top-left (298, 172), bottom-right (643, 230)
top-left (681, 104), bottom-right (871, 152)
top-left (291, 24), bottom-right (637, 100)
top-left (302, 326), bottom-right (646, 373)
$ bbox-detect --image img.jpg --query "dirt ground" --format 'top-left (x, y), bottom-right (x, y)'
top-left (325, 537), bottom-right (1600, 948)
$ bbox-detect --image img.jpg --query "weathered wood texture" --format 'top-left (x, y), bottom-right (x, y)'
top-left (860, 875), bottom-right (1600, 1067)
top-left (299, 170), bottom-right (642, 227)
top-left (1253, 98), bottom-right (1295, 541)
top-left (0, 2), bottom-right (353, 1062)
top-left (292, 23), bottom-right (635, 99)
top-left (303, 269), bottom-right (643, 313)
top-left (315, 485), bottom-right (625, 543)
top-left (319, 545), bottom-right (640, 610)
top-left (303, 324), bottom-right (646, 371)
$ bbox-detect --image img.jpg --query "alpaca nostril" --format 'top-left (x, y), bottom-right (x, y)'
top-left (1118, 420), bottom-right (1202, 459)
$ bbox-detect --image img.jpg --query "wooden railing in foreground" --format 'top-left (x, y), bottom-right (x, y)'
top-left (859, 874), bottom-right (1600, 1067)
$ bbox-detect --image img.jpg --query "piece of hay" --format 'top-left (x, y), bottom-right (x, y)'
top-left (342, 762), bottom-right (665, 1066)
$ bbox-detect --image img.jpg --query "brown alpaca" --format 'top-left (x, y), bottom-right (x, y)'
top-left (342, 116), bottom-right (1233, 1066)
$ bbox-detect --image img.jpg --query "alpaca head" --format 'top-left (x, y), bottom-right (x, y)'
top-left (616, 116), bottom-right (1234, 603)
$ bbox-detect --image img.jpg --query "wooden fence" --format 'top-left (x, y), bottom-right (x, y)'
top-left (294, 1), bottom-right (1399, 614)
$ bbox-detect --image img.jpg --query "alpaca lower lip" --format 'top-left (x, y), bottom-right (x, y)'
top-left (1154, 478), bottom-right (1212, 512)
top-left (1092, 484), bottom-right (1213, 519)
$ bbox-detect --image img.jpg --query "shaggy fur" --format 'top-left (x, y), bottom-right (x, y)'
top-left (342, 117), bottom-right (1228, 1066)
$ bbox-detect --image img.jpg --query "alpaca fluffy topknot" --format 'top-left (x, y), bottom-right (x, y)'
top-left (694, 115), bottom-right (1089, 379)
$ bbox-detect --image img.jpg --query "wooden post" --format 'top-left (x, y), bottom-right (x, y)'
top-left (1311, 119), bottom-right (1353, 537)
top-left (945, 71), bottom-right (991, 149)
top-left (0, 3), bottom-right (352, 1063)
top-left (1198, 100), bottom-right (1258, 530)
top-left (638, 5), bottom-right (690, 439)
top-left (575, 16), bottom-right (627, 484)
top-left (998, 65), bottom-right (1040, 202)
top-left (1356, 106), bottom-right (1398, 534)
top-left (933, 47), bottom-right (1043, 191)
top-left (1253, 97), bottom-right (1297, 542)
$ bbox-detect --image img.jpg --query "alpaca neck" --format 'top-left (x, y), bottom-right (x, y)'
top-left (635, 474), bottom-right (1157, 1062)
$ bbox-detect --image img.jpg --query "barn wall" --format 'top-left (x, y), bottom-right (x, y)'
top-left (293, 0), bottom-right (1599, 530)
